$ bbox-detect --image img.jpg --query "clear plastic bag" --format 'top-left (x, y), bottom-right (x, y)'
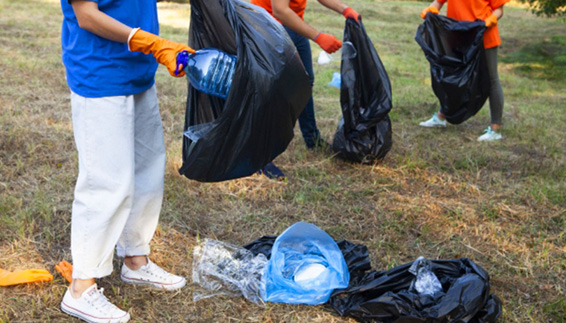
top-left (192, 238), bottom-right (267, 306)
top-left (409, 256), bottom-right (444, 297)
top-left (262, 222), bottom-right (350, 305)
top-left (328, 72), bottom-right (341, 88)
top-left (317, 41), bottom-right (357, 65)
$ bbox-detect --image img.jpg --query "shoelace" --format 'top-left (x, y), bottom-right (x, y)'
top-left (483, 126), bottom-right (493, 134)
top-left (141, 262), bottom-right (172, 281)
top-left (86, 287), bottom-right (119, 313)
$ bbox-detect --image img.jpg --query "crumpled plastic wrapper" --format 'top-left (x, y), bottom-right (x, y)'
top-left (409, 256), bottom-right (444, 297)
top-left (192, 238), bottom-right (267, 306)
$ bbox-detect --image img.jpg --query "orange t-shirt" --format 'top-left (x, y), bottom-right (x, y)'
top-left (250, 0), bottom-right (307, 22)
top-left (438, 0), bottom-right (508, 48)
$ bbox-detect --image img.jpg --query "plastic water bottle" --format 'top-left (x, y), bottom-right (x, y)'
top-left (176, 49), bottom-right (237, 99)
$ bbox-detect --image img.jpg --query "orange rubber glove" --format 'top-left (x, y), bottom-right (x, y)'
top-left (313, 33), bottom-right (342, 54)
top-left (128, 29), bottom-right (195, 77)
top-left (55, 261), bottom-right (73, 284)
top-left (0, 268), bottom-right (53, 286)
top-left (342, 7), bottom-right (360, 23)
top-left (420, 6), bottom-right (439, 19)
top-left (484, 14), bottom-right (498, 27)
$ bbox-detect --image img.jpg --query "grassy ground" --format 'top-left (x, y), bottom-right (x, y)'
top-left (1, 0), bottom-right (565, 322)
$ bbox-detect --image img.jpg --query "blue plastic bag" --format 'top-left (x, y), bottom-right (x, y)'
top-left (328, 72), bottom-right (341, 88)
top-left (262, 222), bottom-right (350, 305)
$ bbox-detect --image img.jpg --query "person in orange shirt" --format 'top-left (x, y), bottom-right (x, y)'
top-left (251, 0), bottom-right (360, 179)
top-left (418, 0), bottom-right (508, 142)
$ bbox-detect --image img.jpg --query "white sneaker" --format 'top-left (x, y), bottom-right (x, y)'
top-left (121, 259), bottom-right (186, 291)
top-left (419, 113), bottom-right (447, 128)
top-left (61, 284), bottom-right (130, 323)
top-left (477, 126), bottom-right (502, 142)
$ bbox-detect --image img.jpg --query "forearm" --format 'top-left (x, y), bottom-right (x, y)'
top-left (429, 0), bottom-right (443, 10)
top-left (71, 0), bottom-right (132, 43)
top-left (492, 6), bottom-right (504, 19)
top-left (272, 5), bottom-right (319, 39)
top-left (317, 0), bottom-right (348, 14)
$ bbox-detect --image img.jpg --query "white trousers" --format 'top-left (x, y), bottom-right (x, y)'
top-left (70, 85), bottom-right (166, 279)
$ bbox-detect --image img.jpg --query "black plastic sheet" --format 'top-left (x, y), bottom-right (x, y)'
top-left (245, 237), bottom-right (501, 322)
top-left (332, 19), bottom-right (393, 164)
top-left (329, 258), bottom-right (502, 322)
top-left (415, 14), bottom-right (490, 125)
top-left (179, 0), bottom-right (310, 182)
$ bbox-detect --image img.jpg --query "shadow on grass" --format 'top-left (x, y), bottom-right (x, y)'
top-left (501, 34), bottom-right (566, 80)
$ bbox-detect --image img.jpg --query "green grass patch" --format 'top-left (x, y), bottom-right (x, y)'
top-left (502, 35), bottom-right (566, 80)
top-left (543, 297), bottom-right (566, 321)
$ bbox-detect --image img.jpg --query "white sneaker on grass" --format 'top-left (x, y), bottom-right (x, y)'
top-left (121, 259), bottom-right (186, 291)
top-left (61, 283), bottom-right (130, 323)
top-left (419, 113), bottom-right (447, 128)
top-left (477, 126), bottom-right (502, 142)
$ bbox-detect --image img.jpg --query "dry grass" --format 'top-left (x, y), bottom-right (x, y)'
top-left (1, 0), bottom-right (565, 322)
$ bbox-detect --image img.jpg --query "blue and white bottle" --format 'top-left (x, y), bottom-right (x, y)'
top-left (176, 49), bottom-right (237, 99)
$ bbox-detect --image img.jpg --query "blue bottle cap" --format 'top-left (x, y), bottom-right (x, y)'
top-left (175, 50), bottom-right (191, 76)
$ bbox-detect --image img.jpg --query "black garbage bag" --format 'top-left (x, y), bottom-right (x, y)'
top-left (179, 0), bottom-right (310, 182)
top-left (415, 14), bottom-right (490, 125)
top-left (329, 257), bottom-right (502, 322)
top-left (332, 19), bottom-right (393, 164)
top-left (244, 236), bottom-right (372, 276)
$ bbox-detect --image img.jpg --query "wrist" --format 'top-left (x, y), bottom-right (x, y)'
top-left (485, 13), bottom-right (498, 26)
top-left (313, 32), bottom-right (321, 41)
top-left (127, 28), bottom-right (140, 51)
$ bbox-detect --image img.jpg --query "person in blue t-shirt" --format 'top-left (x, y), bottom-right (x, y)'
top-left (60, 1), bottom-right (194, 322)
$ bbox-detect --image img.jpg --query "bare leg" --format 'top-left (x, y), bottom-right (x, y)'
top-left (70, 278), bottom-right (96, 298)
top-left (124, 255), bottom-right (149, 271)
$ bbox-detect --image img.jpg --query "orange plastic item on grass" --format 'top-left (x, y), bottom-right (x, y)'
top-left (0, 268), bottom-right (53, 286)
top-left (55, 261), bottom-right (73, 284)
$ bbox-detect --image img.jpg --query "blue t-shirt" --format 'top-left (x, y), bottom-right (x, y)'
top-left (61, 0), bottom-right (159, 98)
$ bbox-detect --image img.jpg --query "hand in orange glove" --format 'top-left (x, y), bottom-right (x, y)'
top-left (484, 14), bottom-right (498, 27)
top-left (342, 7), bottom-right (360, 23)
top-left (313, 33), bottom-right (342, 54)
top-left (420, 6), bottom-right (439, 19)
top-left (128, 29), bottom-right (195, 77)
top-left (55, 261), bottom-right (73, 284)
top-left (0, 268), bottom-right (53, 286)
